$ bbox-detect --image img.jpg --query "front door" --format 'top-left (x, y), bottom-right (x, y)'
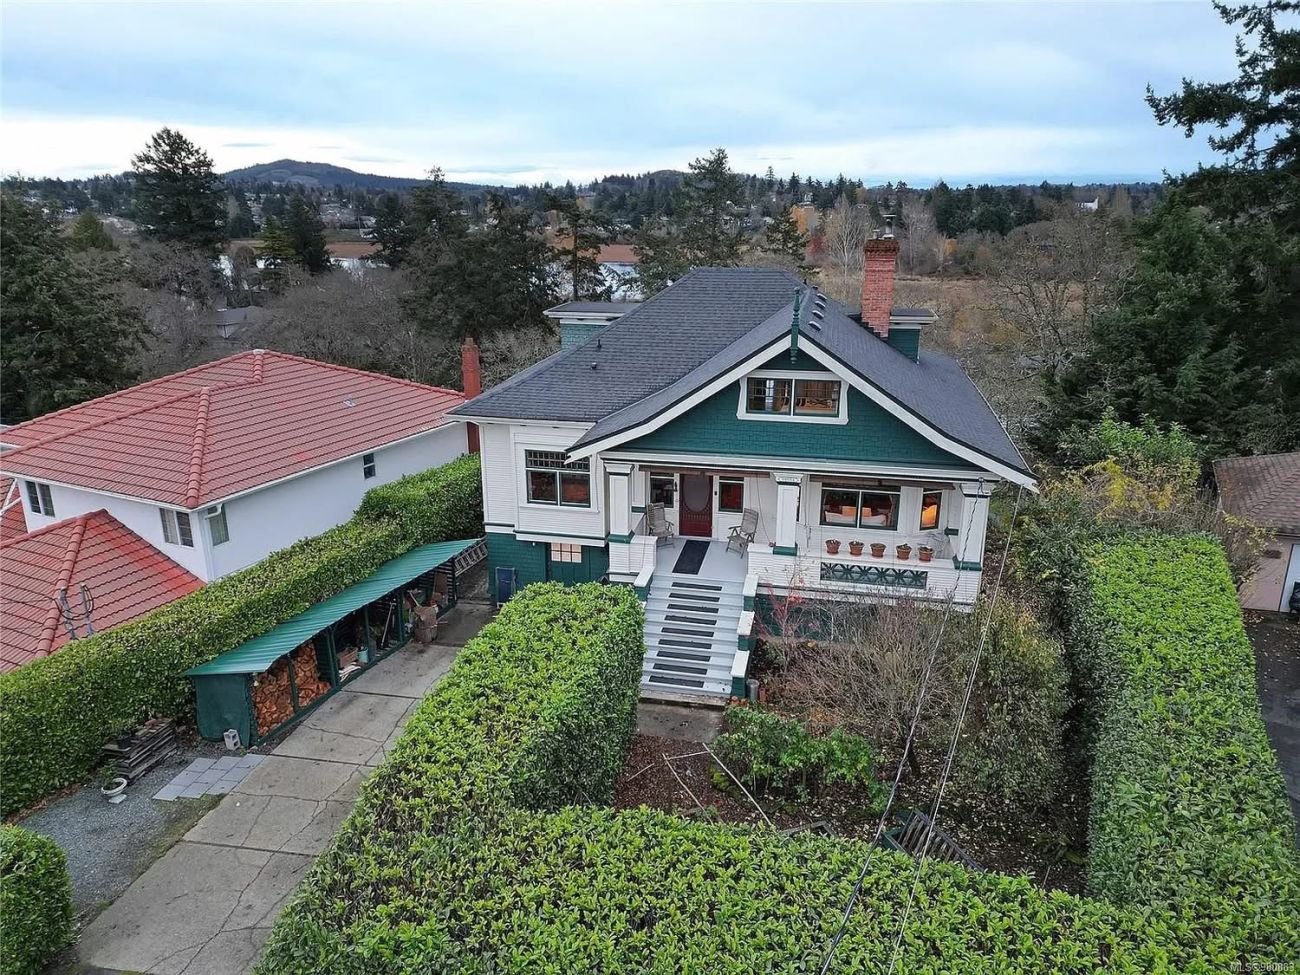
top-left (679, 473), bottom-right (713, 537)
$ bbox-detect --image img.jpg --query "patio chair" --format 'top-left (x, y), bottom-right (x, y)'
top-left (646, 502), bottom-right (674, 545)
top-left (726, 508), bottom-right (759, 555)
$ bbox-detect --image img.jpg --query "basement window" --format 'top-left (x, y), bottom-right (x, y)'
top-left (550, 543), bottom-right (583, 563)
top-left (160, 508), bottom-right (195, 547)
top-left (24, 480), bottom-right (55, 517)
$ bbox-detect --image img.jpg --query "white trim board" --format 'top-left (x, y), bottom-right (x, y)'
top-left (602, 450), bottom-right (994, 485)
top-left (565, 332), bottom-right (1035, 488)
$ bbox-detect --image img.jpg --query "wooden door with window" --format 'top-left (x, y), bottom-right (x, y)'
top-left (679, 473), bottom-right (713, 537)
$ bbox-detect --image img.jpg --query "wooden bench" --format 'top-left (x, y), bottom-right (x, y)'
top-left (882, 809), bottom-right (982, 872)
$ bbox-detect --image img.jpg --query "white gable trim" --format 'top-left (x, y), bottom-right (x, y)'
top-left (567, 334), bottom-right (1035, 488)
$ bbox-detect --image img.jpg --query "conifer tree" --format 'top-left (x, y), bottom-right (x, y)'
top-left (551, 196), bottom-right (615, 300)
top-left (66, 210), bottom-right (116, 252)
top-left (284, 195), bottom-right (331, 273)
top-left (761, 205), bottom-right (812, 277)
top-left (130, 127), bottom-right (226, 254)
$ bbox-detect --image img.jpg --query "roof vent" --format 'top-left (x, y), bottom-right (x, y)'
top-left (344, 396), bottom-right (356, 408)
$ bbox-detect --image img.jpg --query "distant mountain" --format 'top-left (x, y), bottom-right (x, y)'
top-left (221, 159), bottom-right (490, 193)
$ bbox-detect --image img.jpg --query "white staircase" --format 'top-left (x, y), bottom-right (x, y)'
top-left (641, 576), bottom-right (742, 702)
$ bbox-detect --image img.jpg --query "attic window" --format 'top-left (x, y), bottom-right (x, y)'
top-left (24, 480), bottom-right (55, 517)
top-left (742, 374), bottom-right (844, 422)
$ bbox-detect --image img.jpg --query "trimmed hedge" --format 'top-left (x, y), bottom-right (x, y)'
top-left (0, 825), bottom-right (73, 975)
top-left (258, 578), bottom-right (1249, 974)
top-left (0, 454), bottom-right (482, 814)
top-left (1074, 534), bottom-right (1300, 962)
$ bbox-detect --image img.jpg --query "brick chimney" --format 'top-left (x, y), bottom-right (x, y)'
top-left (861, 233), bottom-right (899, 339)
top-left (460, 336), bottom-right (481, 454)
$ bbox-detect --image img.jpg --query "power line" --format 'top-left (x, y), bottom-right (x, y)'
top-left (882, 484), bottom-right (1024, 975)
top-left (815, 478), bottom-right (987, 975)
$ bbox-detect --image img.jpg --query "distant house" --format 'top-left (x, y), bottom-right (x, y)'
top-left (1214, 451), bottom-right (1300, 613)
top-left (0, 351), bottom-right (467, 585)
top-left (452, 236), bottom-right (1033, 701)
top-left (597, 243), bottom-right (640, 298)
top-left (1076, 196), bottom-right (1101, 212)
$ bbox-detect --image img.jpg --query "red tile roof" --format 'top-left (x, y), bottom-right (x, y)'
top-left (0, 478), bottom-right (27, 542)
top-left (1214, 451), bottom-right (1300, 536)
top-left (0, 511), bottom-right (202, 672)
top-left (0, 351), bottom-right (464, 508)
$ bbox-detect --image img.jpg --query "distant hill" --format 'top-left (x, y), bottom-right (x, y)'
top-left (221, 159), bottom-right (490, 193)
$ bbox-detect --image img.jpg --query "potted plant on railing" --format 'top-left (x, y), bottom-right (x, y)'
top-left (918, 544), bottom-right (934, 563)
top-left (825, 539), bottom-right (842, 555)
top-left (896, 543), bottom-right (912, 561)
top-left (870, 542), bottom-right (886, 558)
top-left (848, 540), bottom-right (865, 557)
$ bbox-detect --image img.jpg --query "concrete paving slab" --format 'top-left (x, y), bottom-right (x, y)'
top-left (76, 842), bottom-right (310, 975)
top-left (183, 794), bottom-right (351, 857)
top-left (434, 602), bottom-right (496, 645)
top-left (232, 755), bottom-right (365, 803)
top-left (344, 642), bottom-right (458, 698)
top-left (186, 758), bottom-right (217, 773)
top-left (212, 756), bottom-right (243, 772)
top-left (637, 701), bottom-right (724, 743)
top-left (272, 690), bottom-right (413, 764)
top-left (171, 926), bottom-right (272, 975)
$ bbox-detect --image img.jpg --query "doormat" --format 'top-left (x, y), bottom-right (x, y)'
top-left (672, 540), bottom-right (709, 575)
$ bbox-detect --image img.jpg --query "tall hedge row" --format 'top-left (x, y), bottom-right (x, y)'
top-left (0, 825), bottom-right (73, 975)
top-left (0, 454), bottom-right (482, 815)
top-left (1073, 534), bottom-right (1300, 963)
top-left (258, 578), bottom-right (1252, 974)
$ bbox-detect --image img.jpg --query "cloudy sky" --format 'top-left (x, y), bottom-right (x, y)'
top-left (1, 1), bottom-right (1239, 186)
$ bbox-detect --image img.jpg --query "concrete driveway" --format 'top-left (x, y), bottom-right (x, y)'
top-left (1247, 611), bottom-right (1300, 839)
top-left (74, 603), bottom-right (493, 975)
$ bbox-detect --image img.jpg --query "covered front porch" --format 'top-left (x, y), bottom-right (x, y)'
top-left (605, 458), bottom-right (992, 608)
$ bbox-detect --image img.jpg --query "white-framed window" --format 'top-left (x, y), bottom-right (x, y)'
top-left (362, 452), bottom-right (377, 479)
top-left (919, 490), bottom-right (943, 531)
top-left (649, 474), bottom-right (677, 509)
top-left (739, 371), bottom-right (846, 423)
top-left (160, 508), bottom-right (195, 547)
top-left (525, 450), bottom-right (591, 507)
top-left (819, 483), bottom-right (901, 531)
top-left (550, 542), bottom-right (583, 563)
top-left (718, 477), bottom-right (745, 513)
top-left (24, 480), bottom-right (55, 517)
top-left (206, 506), bottom-right (230, 546)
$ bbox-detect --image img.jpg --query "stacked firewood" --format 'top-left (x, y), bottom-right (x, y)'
top-left (251, 659), bottom-right (294, 734)
top-left (291, 641), bottom-right (330, 707)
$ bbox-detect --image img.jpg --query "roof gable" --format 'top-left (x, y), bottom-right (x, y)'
top-left (0, 351), bottom-right (465, 508)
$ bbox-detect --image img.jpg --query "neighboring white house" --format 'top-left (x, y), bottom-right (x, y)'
top-left (451, 237), bottom-right (1035, 702)
top-left (0, 350), bottom-right (467, 583)
top-left (1215, 451), bottom-right (1300, 614)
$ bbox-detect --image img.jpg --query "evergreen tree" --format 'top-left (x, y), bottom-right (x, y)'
top-left (635, 148), bottom-right (743, 293)
top-left (370, 193), bottom-right (415, 268)
top-left (255, 216), bottom-right (297, 290)
top-left (1, 195), bottom-right (142, 422)
top-left (130, 127), bottom-right (226, 254)
top-left (284, 195), bottom-right (331, 273)
top-left (66, 210), bottom-right (116, 252)
top-left (551, 196), bottom-right (615, 300)
top-left (761, 205), bottom-right (812, 277)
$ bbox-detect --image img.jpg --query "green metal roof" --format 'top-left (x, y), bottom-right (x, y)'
top-left (186, 539), bottom-right (480, 677)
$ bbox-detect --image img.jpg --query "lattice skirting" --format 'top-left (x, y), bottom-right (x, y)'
top-left (818, 562), bottom-right (929, 589)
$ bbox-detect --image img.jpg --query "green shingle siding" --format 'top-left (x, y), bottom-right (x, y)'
top-left (560, 322), bottom-right (602, 352)
top-left (628, 377), bottom-right (974, 467)
top-left (885, 328), bottom-right (921, 362)
top-left (486, 531), bottom-right (610, 601)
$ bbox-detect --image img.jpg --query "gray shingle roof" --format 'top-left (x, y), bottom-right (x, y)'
top-left (1214, 452), bottom-right (1300, 536)
top-left (452, 267), bottom-right (1032, 478)
top-left (545, 301), bottom-right (642, 316)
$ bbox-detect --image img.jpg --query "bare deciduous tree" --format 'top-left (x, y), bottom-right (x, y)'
top-left (818, 195), bottom-right (874, 304)
top-left (479, 328), bottom-right (559, 389)
top-left (900, 196), bottom-right (942, 274)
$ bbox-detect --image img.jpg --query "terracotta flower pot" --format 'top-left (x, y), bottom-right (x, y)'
top-left (826, 539), bottom-right (841, 555)
top-left (870, 542), bottom-right (886, 558)
top-left (918, 546), bottom-right (934, 563)
top-left (848, 541), bottom-right (865, 556)
top-left (896, 545), bottom-right (912, 561)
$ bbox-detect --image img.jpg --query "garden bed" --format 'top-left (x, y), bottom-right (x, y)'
top-left (614, 731), bottom-right (1087, 894)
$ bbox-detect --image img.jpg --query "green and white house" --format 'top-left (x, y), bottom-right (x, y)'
top-left (450, 237), bottom-right (1035, 702)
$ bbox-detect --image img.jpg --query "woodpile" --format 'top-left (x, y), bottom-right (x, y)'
top-left (291, 641), bottom-right (330, 707)
top-left (251, 659), bottom-right (294, 735)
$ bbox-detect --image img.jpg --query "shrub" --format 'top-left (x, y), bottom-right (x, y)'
top-left (0, 454), bottom-right (481, 815)
top-left (0, 826), bottom-right (73, 975)
top-left (353, 453), bottom-right (484, 544)
top-left (716, 705), bottom-right (884, 805)
top-left (1073, 534), bottom-right (1300, 961)
top-left (951, 597), bottom-right (1070, 812)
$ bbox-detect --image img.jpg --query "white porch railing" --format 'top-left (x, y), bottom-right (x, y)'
top-left (747, 544), bottom-right (981, 606)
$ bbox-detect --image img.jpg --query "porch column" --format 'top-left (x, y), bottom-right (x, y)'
top-left (606, 461), bottom-right (634, 542)
top-left (954, 480), bottom-right (993, 570)
top-left (772, 472), bottom-right (802, 556)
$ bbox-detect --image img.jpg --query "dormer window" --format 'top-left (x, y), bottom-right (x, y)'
top-left (740, 371), bottom-right (846, 423)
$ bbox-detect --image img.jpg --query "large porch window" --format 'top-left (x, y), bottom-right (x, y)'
top-left (525, 450), bottom-right (591, 507)
top-left (819, 484), bottom-right (900, 530)
top-left (649, 474), bottom-right (677, 508)
top-left (920, 490), bottom-right (943, 531)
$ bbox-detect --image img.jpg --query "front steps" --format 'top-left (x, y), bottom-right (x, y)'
top-left (641, 576), bottom-right (742, 702)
